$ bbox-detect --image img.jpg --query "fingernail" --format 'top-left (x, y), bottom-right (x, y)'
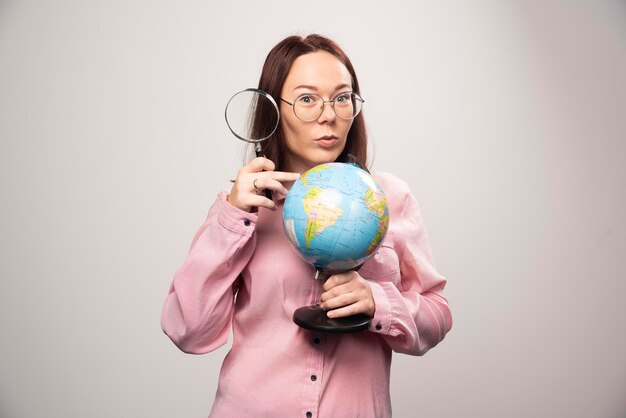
top-left (327, 311), bottom-right (335, 318)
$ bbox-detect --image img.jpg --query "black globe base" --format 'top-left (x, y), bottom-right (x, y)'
top-left (293, 304), bottom-right (371, 334)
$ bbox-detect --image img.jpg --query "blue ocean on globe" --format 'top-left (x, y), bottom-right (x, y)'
top-left (282, 162), bottom-right (389, 273)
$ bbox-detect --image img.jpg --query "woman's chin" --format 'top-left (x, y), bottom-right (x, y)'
top-left (310, 148), bottom-right (344, 165)
top-left (286, 147), bottom-right (345, 172)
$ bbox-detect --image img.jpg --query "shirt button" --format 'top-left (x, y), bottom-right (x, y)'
top-left (306, 412), bottom-right (313, 418)
top-left (313, 337), bottom-right (321, 345)
top-left (243, 219), bottom-right (251, 226)
top-left (310, 375), bottom-right (317, 381)
top-left (375, 323), bottom-right (382, 331)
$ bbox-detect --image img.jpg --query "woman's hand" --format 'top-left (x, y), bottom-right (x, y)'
top-left (227, 157), bottom-right (301, 212)
top-left (320, 271), bottom-right (376, 318)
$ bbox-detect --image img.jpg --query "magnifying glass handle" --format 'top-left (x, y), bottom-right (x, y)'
top-left (255, 145), bottom-right (273, 201)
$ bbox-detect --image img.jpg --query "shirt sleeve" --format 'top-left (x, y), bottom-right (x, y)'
top-left (365, 182), bottom-right (452, 356)
top-left (160, 190), bottom-right (258, 354)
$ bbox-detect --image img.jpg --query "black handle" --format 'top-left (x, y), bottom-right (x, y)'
top-left (254, 144), bottom-right (273, 201)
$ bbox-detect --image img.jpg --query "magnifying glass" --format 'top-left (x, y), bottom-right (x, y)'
top-left (225, 88), bottom-right (280, 200)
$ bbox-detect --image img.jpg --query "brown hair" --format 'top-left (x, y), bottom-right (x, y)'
top-left (247, 34), bottom-right (369, 171)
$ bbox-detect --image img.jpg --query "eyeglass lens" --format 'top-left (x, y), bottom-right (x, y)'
top-left (294, 93), bottom-right (362, 121)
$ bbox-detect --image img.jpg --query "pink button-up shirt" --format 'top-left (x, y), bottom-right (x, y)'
top-left (161, 171), bottom-right (452, 418)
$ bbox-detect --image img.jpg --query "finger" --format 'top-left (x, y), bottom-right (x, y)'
top-left (253, 178), bottom-right (290, 195)
top-left (320, 291), bottom-right (359, 311)
top-left (322, 271), bottom-right (355, 292)
top-left (246, 171), bottom-right (300, 193)
top-left (320, 281), bottom-right (353, 303)
top-left (241, 157), bottom-right (276, 173)
top-left (265, 171), bottom-right (302, 182)
top-left (326, 301), bottom-right (371, 319)
top-left (248, 194), bottom-right (276, 210)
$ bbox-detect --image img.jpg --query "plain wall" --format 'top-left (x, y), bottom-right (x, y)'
top-left (1, 1), bottom-right (625, 417)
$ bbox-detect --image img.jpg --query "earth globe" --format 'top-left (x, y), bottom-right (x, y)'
top-left (282, 162), bottom-right (390, 333)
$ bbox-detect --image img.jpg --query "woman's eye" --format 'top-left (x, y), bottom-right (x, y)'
top-left (298, 95), bottom-right (317, 104)
top-left (335, 93), bottom-right (351, 103)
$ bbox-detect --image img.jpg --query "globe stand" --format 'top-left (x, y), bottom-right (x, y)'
top-left (292, 268), bottom-right (371, 334)
top-left (293, 305), bottom-right (371, 334)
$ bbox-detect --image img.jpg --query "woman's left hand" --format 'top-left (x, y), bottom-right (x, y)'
top-left (320, 271), bottom-right (376, 318)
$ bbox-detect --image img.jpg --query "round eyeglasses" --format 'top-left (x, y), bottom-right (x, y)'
top-left (279, 92), bottom-right (364, 122)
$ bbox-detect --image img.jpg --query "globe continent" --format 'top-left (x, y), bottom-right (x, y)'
top-left (282, 163), bottom-right (389, 273)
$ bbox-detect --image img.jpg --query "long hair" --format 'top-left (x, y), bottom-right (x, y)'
top-left (248, 34), bottom-right (368, 171)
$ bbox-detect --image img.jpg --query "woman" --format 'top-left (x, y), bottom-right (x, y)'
top-left (161, 34), bottom-right (452, 418)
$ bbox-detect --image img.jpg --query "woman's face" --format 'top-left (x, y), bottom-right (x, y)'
top-left (279, 51), bottom-right (354, 173)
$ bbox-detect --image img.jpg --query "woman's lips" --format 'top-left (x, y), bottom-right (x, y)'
top-left (316, 136), bottom-right (338, 148)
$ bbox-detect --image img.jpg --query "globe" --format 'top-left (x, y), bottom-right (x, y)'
top-left (282, 162), bottom-right (390, 274)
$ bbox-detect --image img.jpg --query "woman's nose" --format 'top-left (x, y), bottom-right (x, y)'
top-left (316, 101), bottom-right (336, 123)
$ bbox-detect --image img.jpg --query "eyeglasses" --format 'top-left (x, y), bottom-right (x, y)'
top-left (279, 92), bottom-right (364, 122)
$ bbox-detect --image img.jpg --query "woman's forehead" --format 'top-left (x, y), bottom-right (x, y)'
top-left (282, 51), bottom-right (352, 93)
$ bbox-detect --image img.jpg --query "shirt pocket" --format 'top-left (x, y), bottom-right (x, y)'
top-left (359, 244), bottom-right (401, 286)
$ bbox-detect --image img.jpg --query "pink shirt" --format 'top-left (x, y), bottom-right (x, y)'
top-left (161, 171), bottom-right (452, 418)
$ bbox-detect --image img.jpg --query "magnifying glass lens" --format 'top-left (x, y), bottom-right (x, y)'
top-left (225, 89), bottom-right (280, 143)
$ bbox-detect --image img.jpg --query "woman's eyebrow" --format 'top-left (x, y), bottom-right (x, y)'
top-left (293, 84), bottom-right (318, 91)
top-left (293, 83), bottom-right (352, 92)
top-left (334, 83), bottom-right (351, 91)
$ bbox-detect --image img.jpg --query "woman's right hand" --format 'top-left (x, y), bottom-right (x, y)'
top-left (227, 157), bottom-right (301, 212)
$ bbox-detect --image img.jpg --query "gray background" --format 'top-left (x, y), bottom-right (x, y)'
top-left (1, 1), bottom-right (625, 417)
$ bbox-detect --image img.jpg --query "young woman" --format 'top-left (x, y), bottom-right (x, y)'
top-left (161, 34), bottom-right (452, 418)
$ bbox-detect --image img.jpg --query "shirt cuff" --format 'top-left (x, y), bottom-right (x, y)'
top-left (367, 280), bottom-right (394, 335)
top-left (216, 191), bottom-right (258, 237)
